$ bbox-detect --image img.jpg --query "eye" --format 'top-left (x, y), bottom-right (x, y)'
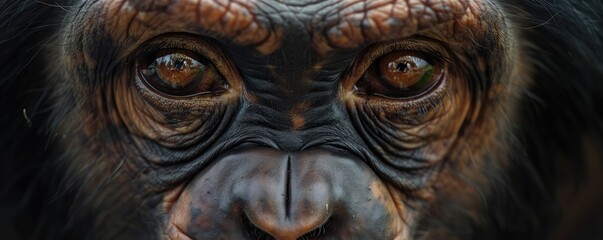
top-left (138, 49), bottom-right (228, 96)
top-left (355, 51), bottom-right (443, 99)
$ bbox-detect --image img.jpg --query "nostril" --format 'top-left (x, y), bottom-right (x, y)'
top-left (299, 217), bottom-right (333, 240)
top-left (241, 214), bottom-right (333, 240)
top-left (242, 214), bottom-right (275, 240)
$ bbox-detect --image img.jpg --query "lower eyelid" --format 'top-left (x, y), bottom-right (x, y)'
top-left (358, 75), bottom-right (449, 119)
top-left (356, 66), bottom-right (446, 101)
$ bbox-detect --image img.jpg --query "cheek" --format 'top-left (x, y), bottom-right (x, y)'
top-left (108, 71), bottom-right (239, 165)
top-left (112, 72), bottom-right (224, 144)
top-left (345, 70), bottom-right (472, 164)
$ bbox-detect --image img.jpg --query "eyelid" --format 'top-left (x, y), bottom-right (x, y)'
top-left (135, 34), bottom-right (225, 69)
top-left (341, 37), bottom-right (452, 94)
top-left (361, 39), bottom-right (451, 71)
top-left (131, 33), bottom-right (242, 95)
top-left (138, 49), bottom-right (228, 98)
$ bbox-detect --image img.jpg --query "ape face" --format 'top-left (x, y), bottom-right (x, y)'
top-left (55, 0), bottom-right (518, 239)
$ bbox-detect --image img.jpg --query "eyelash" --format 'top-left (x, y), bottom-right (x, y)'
top-left (365, 43), bottom-right (451, 70)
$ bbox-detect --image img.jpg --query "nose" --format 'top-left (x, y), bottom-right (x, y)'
top-left (239, 153), bottom-right (332, 240)
top-left (166, 148), bottom-right (403, 239)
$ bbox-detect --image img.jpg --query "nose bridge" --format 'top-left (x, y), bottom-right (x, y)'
top-left (241, 44), bottom-right (319, 107)
top-left (235, 100), bottom-right (352, 151)
top-left (237, 48), bottom-right (340, 134)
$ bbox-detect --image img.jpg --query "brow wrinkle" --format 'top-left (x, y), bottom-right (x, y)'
top-left (313, 0), bottom-right (470, 51)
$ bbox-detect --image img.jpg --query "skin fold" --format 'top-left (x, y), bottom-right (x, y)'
top-left (1, 0), bottom-right (602, 239)
top-left (60, 0), bottom-right (515, 238)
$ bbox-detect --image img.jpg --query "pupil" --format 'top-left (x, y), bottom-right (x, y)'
top-left (396, 62), bottom-right (409, 72)
top-left (173, 59), bottom-right (185, 69)
top-left (388, 61), bottom-right (410, 73)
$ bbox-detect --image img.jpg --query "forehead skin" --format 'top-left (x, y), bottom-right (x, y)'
top-left (71, 0), bottom-right (491, 57)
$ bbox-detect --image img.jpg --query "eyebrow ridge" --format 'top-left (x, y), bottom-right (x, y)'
top-left (102, 0), bottom-right (283, 54)
top-left (315, 0), bottom-right (470, 50)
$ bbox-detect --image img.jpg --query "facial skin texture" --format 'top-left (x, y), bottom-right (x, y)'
top-left (58, 0), bottom-right (514, 238)
top-left (1, 0), bottom-right (603, 240)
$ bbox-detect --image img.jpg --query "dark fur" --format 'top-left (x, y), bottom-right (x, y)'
top-left (1, 0), bottom-right (602, 239)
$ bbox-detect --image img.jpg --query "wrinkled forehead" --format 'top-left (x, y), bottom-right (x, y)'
top-left (73, 0), bottom-right (471, 55)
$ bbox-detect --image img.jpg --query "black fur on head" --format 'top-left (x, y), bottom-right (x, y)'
top-left (1, 0), bottom-right (602, 239)
top-left (484, 0), bottom-right (603, 239)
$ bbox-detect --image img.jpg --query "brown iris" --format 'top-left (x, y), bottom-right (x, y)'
top-left (356, 51), bottom-right (443, 99)
top-left (138, 49), bottom-right (227, 96)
